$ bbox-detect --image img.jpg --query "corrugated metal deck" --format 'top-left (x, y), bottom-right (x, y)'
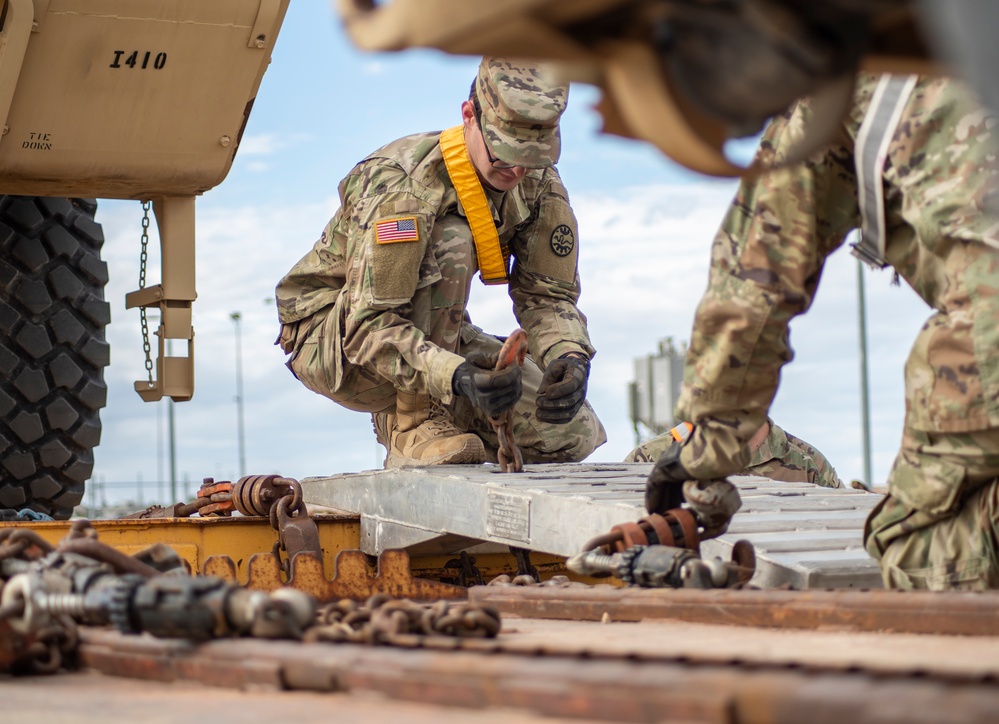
top-left (302, 463), bottom-right (883, 589)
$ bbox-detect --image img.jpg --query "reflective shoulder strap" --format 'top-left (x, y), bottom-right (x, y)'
top-left (669, 421), bottom-right (693, 444)
top-left (852, 74), bottom-right (918, 269)
top-left (439, 126), bottom-right (508, 285)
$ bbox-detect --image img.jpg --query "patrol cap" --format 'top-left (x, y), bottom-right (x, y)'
top-left (475, 58), bottom-right (569, 169)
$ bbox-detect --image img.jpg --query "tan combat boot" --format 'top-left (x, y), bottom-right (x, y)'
top-left (371, 410), bottom-right (396, 467)
top-left (385, 391), bottom-right (485, 467)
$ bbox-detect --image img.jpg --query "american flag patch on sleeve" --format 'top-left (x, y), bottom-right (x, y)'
top-left (374, 216), bottom-right (420, 244)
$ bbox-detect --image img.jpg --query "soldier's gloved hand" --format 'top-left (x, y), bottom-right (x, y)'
top-left (645, 443), bottom-right (693, 514)
top-left (452, 353), bottom-right (523, 419)
top-left (536, 354), bottom-right (590, 424)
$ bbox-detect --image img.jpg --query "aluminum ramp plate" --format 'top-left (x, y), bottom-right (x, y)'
top-left (302, 463), bottom-right (884, 589)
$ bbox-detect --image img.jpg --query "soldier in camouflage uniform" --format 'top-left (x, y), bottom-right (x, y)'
top-left (627, 418), bottom-right (842, 488)
top-left (644, 73), bottom-right (999, 590)
top-left (276, 58), bottom-right (606, 468)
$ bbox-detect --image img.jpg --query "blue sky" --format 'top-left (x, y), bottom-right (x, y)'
top-left (89, 4), bottom-right (930, 504)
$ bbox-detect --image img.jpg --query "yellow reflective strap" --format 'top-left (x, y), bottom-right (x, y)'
top-left (439, 125), bottom-right (508, 285)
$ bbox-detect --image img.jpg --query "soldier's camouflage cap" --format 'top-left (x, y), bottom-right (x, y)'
top-left (476, 58), bottom-right (569, 169)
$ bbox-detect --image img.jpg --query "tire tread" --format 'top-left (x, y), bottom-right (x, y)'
top-left (0, 196), bottom-right (107, 519)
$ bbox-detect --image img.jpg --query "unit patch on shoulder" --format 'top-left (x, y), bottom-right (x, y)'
top-left (375, 216), bottom-right (420, 244)
top-left (550, 224), bottom-right (574, 257)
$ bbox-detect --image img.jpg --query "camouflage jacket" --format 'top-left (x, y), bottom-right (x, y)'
top-left (625, 420), bottom-right (842, 489)
top-left (275, 132), bottom-right (593, 402)
top-left (676, 74), bottom-right (999, 479)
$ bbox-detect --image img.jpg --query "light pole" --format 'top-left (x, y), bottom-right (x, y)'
top-left (856, 258), bottom-right (873, 488)
top-left (230, 312), bottom-right (246, 478)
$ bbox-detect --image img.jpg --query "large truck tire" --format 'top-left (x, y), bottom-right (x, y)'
top-left (0, 197), bottom-right (110, 519)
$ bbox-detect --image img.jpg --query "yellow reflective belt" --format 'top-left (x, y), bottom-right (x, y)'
top-left (439, 125), bottom-right (508, 285)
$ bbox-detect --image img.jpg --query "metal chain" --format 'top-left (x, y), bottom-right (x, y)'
top-left (0, 520), bottom-right (525, 670)
top-left (0, 531), bottom-right (80, 674)
top-left (24, 618), bottom-right (78, 675)
top-left (308, 595), bottom-right (502, 644)
top-left (486, 573), bottom-right (586, 588)
top-left (490, 329), bottom-right (528, 473)
top-left (137, 200), bottom-right (154, 387)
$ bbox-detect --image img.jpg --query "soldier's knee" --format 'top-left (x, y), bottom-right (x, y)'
top-left (876, 480), bottom-right (999, 591)
top-left (564, 414), bottom-right (607, 462)
top-left (524, 405), bottom-right (606, 463)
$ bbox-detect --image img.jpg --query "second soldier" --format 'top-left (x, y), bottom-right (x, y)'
top-left (275, 58), bottom-right (606, 467)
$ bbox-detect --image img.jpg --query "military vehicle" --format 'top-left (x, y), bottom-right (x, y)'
top-left (3, 3), bottom-right (999, 721)
top-left (0, 0), bottom-right (290, 518)
top-left (335, 0), bottom-right (994, 177)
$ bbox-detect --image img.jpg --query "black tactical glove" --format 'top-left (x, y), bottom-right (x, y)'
top-left (645, 443), bottom-right (693, 514)
top-left (536, 354), bottom-right (589, 424)
top-left (452, 353), bottom-right (523, 419)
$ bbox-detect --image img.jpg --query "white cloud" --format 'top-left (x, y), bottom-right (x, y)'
top-left (237, 133), bottom-right (282, 156)
top-left (236, 133), bottom-right (315, 157)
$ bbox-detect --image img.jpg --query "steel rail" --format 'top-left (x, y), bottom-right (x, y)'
top-left (469, 584), bottom-right (999, 636)
top-left (78, 628), bottom-right (999, 723)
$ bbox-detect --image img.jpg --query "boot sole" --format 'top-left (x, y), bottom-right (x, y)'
top-left (385, 436), bottom-right (486, 468)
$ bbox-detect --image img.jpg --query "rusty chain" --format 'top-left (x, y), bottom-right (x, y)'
top-left (124, 476), bottom-right (320, 580)
top-left (486, 573), bottom-right (589, 588)
top-left (263, 479), bottom-right (321, 580)
top-left (0, 525), bottom-right (115, 675)
top-left (0, 514), bottom-right (508, 678)
top-left (0, 529), bottom-right (55, 581)
top-left (267, 478), bottom-right (306, 531)
top-left (490, 329), bottom-right (528, 473)
top-left (307, 594), bottom-right (502, 644)
top-left (20, 618), bottom-right (79, 675)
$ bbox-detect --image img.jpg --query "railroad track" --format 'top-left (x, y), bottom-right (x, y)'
top-left (76, 586), bottom-right (999, 723)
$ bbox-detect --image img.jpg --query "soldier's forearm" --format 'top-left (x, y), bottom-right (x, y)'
top-left (677, 412), bottom-right (765, 480)
top-left (341, 310), bottom-right (463, 402)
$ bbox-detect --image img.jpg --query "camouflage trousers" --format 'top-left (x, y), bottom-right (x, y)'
top-left (287, 215), bottom-right (606, 463)
top-left (864, 427), bottom-right (999, 590)
top-left (450, 328), bottom-right (606, 463)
